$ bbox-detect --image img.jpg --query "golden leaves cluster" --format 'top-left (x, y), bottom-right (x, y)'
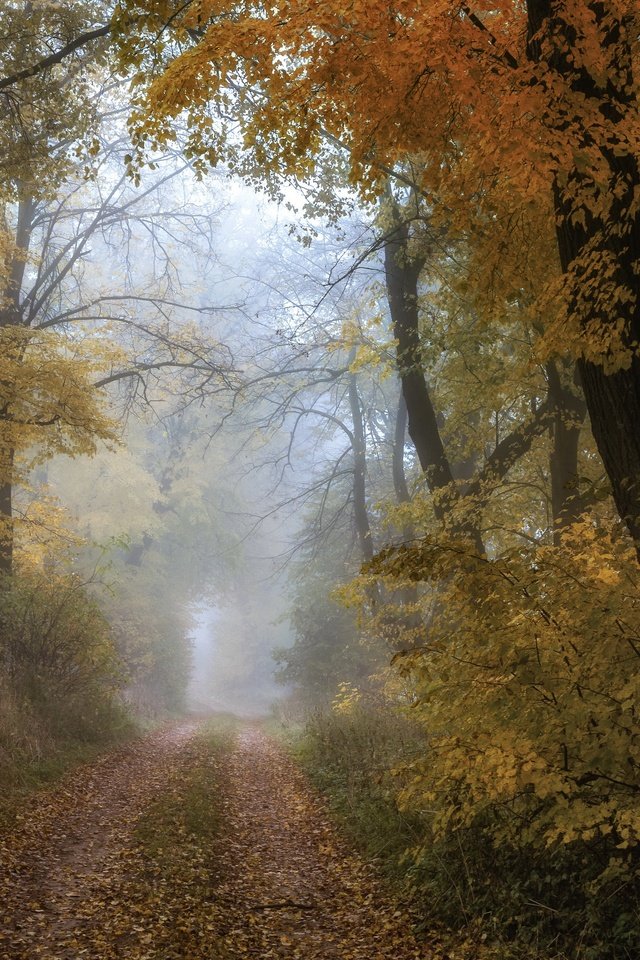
top-left (368, 518), bottom-right (640, 884)
top-left (117, 0), bottom-right (640, 370)
top-left (0, 326), bottom-right (121, 476)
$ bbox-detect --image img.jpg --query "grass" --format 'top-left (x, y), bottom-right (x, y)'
top-left (110, 715), bottom-right (239, 959)
top-left (285, 704), bottom-right (427, 883)
top-left (284, 705), bottom-right (640, 960)
top-left (0, 717), bottom-right (138, 831)
top-left (1, 713), bottom-right (240, 959)
top-left (134, 715), bottom-right (237, 869)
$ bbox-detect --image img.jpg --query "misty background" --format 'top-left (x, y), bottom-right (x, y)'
top-left (30, 156), bottom-right (390, 718)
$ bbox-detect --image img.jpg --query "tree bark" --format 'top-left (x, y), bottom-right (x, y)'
top-left (383, 216), bottom-right (486, 553)
top-left (347, 372), bottom-right (375, 562)
top-left (0, 450), bottom-right (13, 578)
top-left (546, 360), bottom-right (587, 538)
top-left (0, 190), bottom-right (36, 577)
top-left (392, 389), bottom-right (411, 506)
top-left (388, 386), bottom-right (423, 645)
top-left (383, 212), bottom-right (555, 552)
top-left (383, 219), bottom-right (454, 512)
top-left (527, 0), bottom-right (640, 553)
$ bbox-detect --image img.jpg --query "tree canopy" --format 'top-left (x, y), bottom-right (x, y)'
top-left (111, 0), bottom-right (640, 548)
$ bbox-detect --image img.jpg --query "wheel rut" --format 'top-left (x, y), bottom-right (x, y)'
top-left (0, 722), bottom-right (436, 959)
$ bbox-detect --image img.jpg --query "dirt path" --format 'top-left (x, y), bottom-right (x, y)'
top-left (212, 727), bottom-right (431, 959)
top-left (0, 722), bottom-right (199, 959)
top-left (0, 723), bottom-right (437, 959)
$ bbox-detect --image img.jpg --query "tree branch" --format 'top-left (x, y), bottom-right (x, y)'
top-left (464, 399), bottom-right (555, 511)
top-left (461, 5), bottom-right (519, 70)
top-left (0, 24), bottom-right (111, 92)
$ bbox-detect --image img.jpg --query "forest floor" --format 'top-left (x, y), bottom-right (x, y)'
top-left (0, 720), bottom-right (465, 960)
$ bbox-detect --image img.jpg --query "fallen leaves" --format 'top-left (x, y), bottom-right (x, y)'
top-left (0, 722), bottom-right (200, 959)
top-left (204, 726), bottom-right (433, 959)
top-left (0, 719), bottom-right (455, 959)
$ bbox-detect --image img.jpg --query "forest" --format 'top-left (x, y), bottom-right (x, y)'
top-left (1, 2), bottom-right (640, 958)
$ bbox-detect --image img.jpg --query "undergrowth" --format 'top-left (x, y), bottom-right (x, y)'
top-left (292, 705), bottom-right (640, 960)
top-left (0, 569), bottom-right (138, 809)
top-left (0, 678), bottom-right (137, 830)
top-left (290, 704), bottom-right (426, 878)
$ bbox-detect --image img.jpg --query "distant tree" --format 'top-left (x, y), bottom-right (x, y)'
top-left (0, 105), bottom-right (236, 574)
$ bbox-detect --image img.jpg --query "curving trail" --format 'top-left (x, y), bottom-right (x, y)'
top-left (0, 722), bottom-right (436, 959)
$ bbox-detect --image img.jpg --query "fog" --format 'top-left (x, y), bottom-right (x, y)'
top-left (0, 43), bottom-right (391, 724)
top-left (23, 153), bottom-right (380, 721)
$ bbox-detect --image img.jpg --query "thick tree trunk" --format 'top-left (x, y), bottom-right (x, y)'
top-left (383, 221), bottom-right (453, 510)
top-left (527, 1), bottom-right (640, 552)
top-left (578, 360), bottom-right (640, 545)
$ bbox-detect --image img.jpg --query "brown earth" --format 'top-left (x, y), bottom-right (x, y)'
top-left (209, 726), bottom-right (432, 959)
top-left (0, 722), bottom-right (199, 958)
top-left (0, 722), bottom-right (446, 959)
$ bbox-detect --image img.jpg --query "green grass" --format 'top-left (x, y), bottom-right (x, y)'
top-left (4, 714), bottom-right (240, 960)
top-left (286, 706), bottom-right (640, 960)
top-left (284, 705), bottom-right (427, 884)
top-left (111, 716), bottom-right (239, 959)
top-left (134, 716), bottom-right (237, 866)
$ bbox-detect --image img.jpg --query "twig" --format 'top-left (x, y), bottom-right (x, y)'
top-left (250, 900), bottom-right (314, 912)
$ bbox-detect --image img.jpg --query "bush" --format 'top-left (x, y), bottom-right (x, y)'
top-left (298, 697), bottom-right (640, 959)
top-left (322, 517), bottom-right (640, 957)
top-left (296, 702), bottom-right (428, 877)
top-left (0, 569), bottom-right (130, 761)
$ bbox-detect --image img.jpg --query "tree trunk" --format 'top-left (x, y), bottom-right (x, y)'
top-left (0, 191), bottom-right (35, 578)
top-left (389, 386), bottom-right (423, 647)
top-left (0, 450), bottom-right (13, 579)
top-left (384, 217), bottom-right (485, 553)
top-left (578, 360), bottom-right (640, 546)
top-left (392, 389), bottom-right (411, 507)
top-left (383, 220), bottom-right (453, 510)
top-left (0, 190), bottom-right (35, 329)
top-left (546, 360), bottom-right (587, 539)
top-left (527, 1), bottom-right (640, 553)
top-left (347, 372), bottom-right (374, 562)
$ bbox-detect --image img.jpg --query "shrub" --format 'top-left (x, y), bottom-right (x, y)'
top-left (296, 702), bottom-right (428, 876)
top-left (346, 516), bottom-right (640, 956)
top-left (0, 569), bottom-right (127, 746)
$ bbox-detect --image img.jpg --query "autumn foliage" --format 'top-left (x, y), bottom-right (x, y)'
top-left (109, 0), bottom-right (640, 948)
top-left (2, 1), bottom-right (640, 956)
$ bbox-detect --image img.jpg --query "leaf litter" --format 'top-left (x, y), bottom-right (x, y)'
top-left (0, 721), bottom-right (475, 959)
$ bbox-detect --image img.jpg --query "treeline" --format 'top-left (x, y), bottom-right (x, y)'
top-left (0, 4), bottom-right (244, 776)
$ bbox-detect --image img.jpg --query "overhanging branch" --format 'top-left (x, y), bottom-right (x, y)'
top-left (0, 24), bottom-right (111, 92)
